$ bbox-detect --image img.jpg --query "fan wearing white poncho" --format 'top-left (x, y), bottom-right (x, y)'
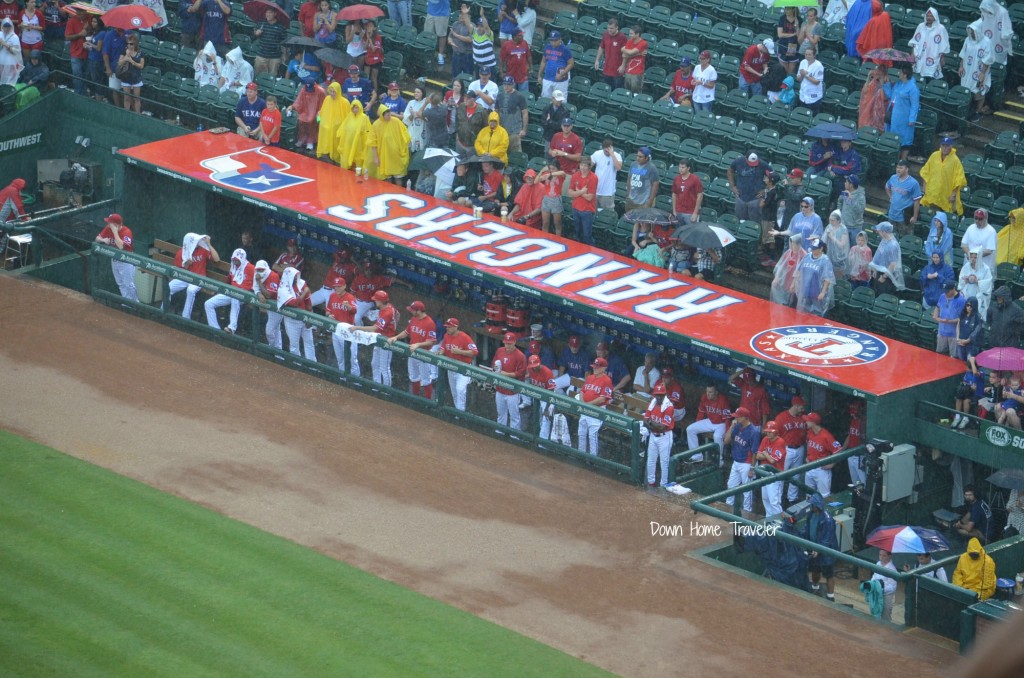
top-left (823, 210), bottom-right (850, 279)
top-left (219, 46), bottom-right (254, 96)
top-left (958, 247), bottom-right (993, 319)
top-left (205, 248), bottom-right (253, 333)
top-left (795, 238), bottom-right (836, 316)
top-left (277, 267), bottom-right (317, 361)
top-left (771, 234), bottom-right (806, 307)
top-left (959, 20), bottom-right (995, 98)
top-left (869, 221), bottom-right (905, 294)
top-left (193, 41), bottom-right (223, 88)
top-left (980, 0), bottom-right (1014, 66)
top-left (908, 8), bottom-right (950, 80)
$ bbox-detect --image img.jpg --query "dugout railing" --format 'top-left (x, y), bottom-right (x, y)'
top-left (89, 243), bottom-right (647, 483)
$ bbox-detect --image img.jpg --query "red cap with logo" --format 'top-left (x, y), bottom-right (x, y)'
top-left (529, 339), bottom-right (542, 354)
top-left (730, 406), bottom-right (752, 420)
top-left (653, 382), bottom-right (667, 395)
top-left (764, 420), bottom-right (779, 433)
top-left (803, 412), bottom-right (822, 425)
top-left (444, 317), bottom-right (460, 328)
top-left (591, 357), bottom-right (608, 368)
top-left (528, 355), bottom-right (542, 368)
top-left (792, 395), bottom-right (806, 406)
top-left (372, 290), bottom-right (389, 302)
top-left (568, 335), bottom-right (582, 348)
top-left (104, 213), bottom-right (123, 225)
top-left (503, 332), bottom-right (517, 342)
top-left (406, 300), bottom-right (425, 313)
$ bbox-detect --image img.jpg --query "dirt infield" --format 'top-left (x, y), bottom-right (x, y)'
top-left (0, 274), bottom-right (956, 677)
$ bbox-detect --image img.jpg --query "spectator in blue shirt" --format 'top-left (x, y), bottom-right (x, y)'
top-left (933, 281), bottom-right (966, 357)
top-left (558, 335), bottom-right (590, 379)
top-left (885, 160), bottom-right (922, 236)
top-left (498, 0), bottom-right (519, 40)
top-left (528, 338), bottom-right (557, 371)
top-left (379, 81), bottom-right (407, 116)
top-left (190, 0), bottom-right (231, 55)
top-left (807, 138), bottom-right (834, 175)
top-left (425, 0), bottom-right (450, 66)
top-left (286, 47), bottom-right (321, 82)
top-left (101, 27), bottom-right (126, 107)
top-left (920, 251), bottom-right (955, 309)
top-left (179, 1), bottom-right (202, 49)
top-left (537, 30), bottom-right (573, 100)
top-left (234, 82), bottom-right (266, 137)
top-left (341, 64), bottom-right (375, 108)
top-left (595, 342), bottom-right (630, 391)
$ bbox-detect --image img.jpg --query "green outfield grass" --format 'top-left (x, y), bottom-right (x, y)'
top-left (0, 429), bottom-right (610, 677)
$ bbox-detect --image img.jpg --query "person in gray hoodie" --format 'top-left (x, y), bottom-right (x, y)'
top-left (989, 286), bottom-right (1024, 349)
top-left (838, 174), bottom-right (865, 241)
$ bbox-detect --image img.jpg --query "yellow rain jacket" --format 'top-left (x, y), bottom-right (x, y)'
top-left (919, 147), bottom-right (968, 216)
top-left (997, 208), bottom-right (1024, 266)
top-left (336, 99), bottom-right (372, 171)
top-left (367, 105), bottom-right (411, 179)
top-left (952, 537), bottom-right (996, 601)
top-left (474, 111), bottom-right (510, 165)
top-left (317, 82), bottom-right (349, 161)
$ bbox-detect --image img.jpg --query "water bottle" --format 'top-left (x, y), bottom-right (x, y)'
top-left (175, 114), bottom-right (181, 126)
top-left (406, 179), bottom-right (412, 191)
top-left (500, 206), bottom-right (508, 222)
top-left (197, 122), bottom-right (204, 132)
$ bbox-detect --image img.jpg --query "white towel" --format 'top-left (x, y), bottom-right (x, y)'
top-left (252, 260), bottom-right (270, 293)
top-left (277, 267), bottom-right (300, 310)
top-left (230, 248), bottom-right (248, 285)
top-left (181, 233), bottom-right (204, 266)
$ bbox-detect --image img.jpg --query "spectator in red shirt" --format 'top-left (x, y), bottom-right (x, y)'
top-left (549, 117), bottom-right (582, 175)
top-left (594, 17), bottom-right (626, 90)
top-left (298, 0), bottom-right (318, 37)
top-left (660, 57), bottom-right (695, 107)
top-left (259, 94), bottom-right (282, 145)
top-left (499, 26), bottom-right (531, 92)
top-left (671, 158), bottom-right (704, 225)
top-left (537, 161), bottom-right (567, 236)
top-left (64, 6), bottom-right (87, 95)
top-left (620, 25), bottom-right (647, 94)
top-left (510, 168), bottom-right (543, 229)
top-left (568, 156), bottom-right (598, 245)
top-left (739, 39), bottom-right (773, 96)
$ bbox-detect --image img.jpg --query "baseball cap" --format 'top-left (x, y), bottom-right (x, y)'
top-left (529, 339), bottom-right (542, 354)
top-left (699, 50), bottom-right (712, 59)
top-left (444, 317), bottom-right (460, 328)
top-left (941, 136), bottom-right (955, 146)
top-left (661, 366), bottom-right (673, 377)
top-left (407, 300), bottom-right (425, 312)
top-left (29, 49), bottom-right (41, 59)
top-left (512, 26), bottom-right (523, 35)
top-left (329, 275), bottom-right (347, 288)
top-left (334, 248), bottom-right (351, 261)
top-left (746, 152), bottom-right (759, 165)
top-left (387, 81), bottom-right (399, 90)
top-left (528, 355), bottom-right (542, 368)
top-left (524, 168), bottom-right (537, 179)
top-left (568, 335), bottom-right (581, 348)
top-left (876, 221), bottom-right (894, 233)
top-left (808, 238), bottom-right (823, 249)
top-left (975, 208), bottom-right (988, 219)
top-left (803, 412), bottom-right (822, 425)
top-left (729, 406), bottom-right (752, 420)
top-left (679, 57), bottom-right (692, 67)
top-left (638, 146), bottom-right (652, 157)
top-left (502, 75), bottom-right (515, 85)
top-left (286, 237), bottom-right (297, 246)
top-left (943, 281), bottom-right (957, 291)
top-left (104, 213), bottom-right (123, 225)
top-left (846, 174), bottom-right (859, 188)
top-left (479, 65), bottom-right (492, 75)
top-left (762, 38), bottom-right (775, 56)
top-left (596, 341), bottom-right (609, 351)
top-left (246, 82), bottom-right (258, 91)
top-left (503, 331), bottom-right (517, 342)
top-left (653, 383), bottom-right (667, 395)
top-left (561, 117), bottom-right (574, 126)
top-left (787, 168), bottom-right (804, 179)
top-left (792, 395), bottom-right (806, 406)
top-left (549, 30), bottom-right (561, 40)
top-left (372, 290), bottom-right (389, 302)
top-left (764, 420), bottom-right (779, 433)
top-left (591, 357), bottom-right (608, 368)
top-left (348, 64), bottom-right (361, 73)
top-left (552, 90), bottom-right (566, 101)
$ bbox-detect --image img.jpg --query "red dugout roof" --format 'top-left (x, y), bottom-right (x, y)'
top-left (119, 132), bottom-right (964, 398)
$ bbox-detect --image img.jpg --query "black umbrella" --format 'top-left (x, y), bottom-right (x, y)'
top-left (284, 35), bottom-right (323, 49)
top-left (804, 122), bottom-right (856, 141)
top-left (670, 222), bottom-right (737, 249)
top-left (987, 468), bottom-right (1024, 491)
top-left (623, 207), bottom-right (676, 225)
top-left (460, 153), bottom-right (505, 168)
top-left (314, 48), bottom-right (353, 68)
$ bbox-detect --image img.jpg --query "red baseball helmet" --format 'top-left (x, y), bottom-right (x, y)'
top-left (372, 290), bottom-right (389, 302)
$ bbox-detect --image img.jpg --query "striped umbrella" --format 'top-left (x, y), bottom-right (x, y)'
top-left (866, 525), bottom-right (951, 554)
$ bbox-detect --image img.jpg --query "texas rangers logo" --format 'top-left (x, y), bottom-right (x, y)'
top-left (201, 147), bottom-right (312, 194)
top-left (750, 325), bottom-right (888, 367)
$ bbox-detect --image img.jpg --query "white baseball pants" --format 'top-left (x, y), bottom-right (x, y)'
top-left (331, 334), bottom-right (360, 375)
top-left (784, 445), bottom-right (806, 501)
top-left (646, 432), bottom-right (673, 485)
top-left (309, 286), bottom-right (332, 308)
top-left (167, 279), bottom-right (200, 319)
top-left (727, 461), bottom-right (754, 512)
top-left (283, 317), bottom-right (317, 360)
top-left (111, 260), bottom-right (137, 301)
top-left (577, 414), bottom-right (602, 455)
top-left (371, 346), bottom-right (392, 386)
top-left (848, 454), bottom-right (866, 486)
top-left (204, 294), bottom-right (241, 331)
top-left (265, 311), bottom-right (283, 350)
top-left (762, 481), bottom-right (783, 517)
top-left (354, 299), bottom-right (376, 325)
top-left (496, 392), bottom-right (521, 429)
top-left (686, 420), bottom-right (727, 463)
top-left (805, 467), bottom-right (832, 497)
top-left (448, 372), bottom-right (471, 411)
top-left (407, 357), bottom-right (436, 386)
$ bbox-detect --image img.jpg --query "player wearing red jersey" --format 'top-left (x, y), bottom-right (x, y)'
top-left (844, 402), bottom-right (867, 486)
top-left (253, 260), bottom-right (282, 350)
top-left (325, 276), bottom-right (358, 375)
top-left (168, 232), bottom-right (220, 319)
top-left (94, 213), bottom-right (137, 301)
top-left (205, 248), bottom-right (254, 333)
top-left (437, 317), bottom-right (478, 411)
top-left (755, 420), bottom-right (788, 516)
top-left (272, 237), bottom-right (304, 274)
top-left (352, 289), bottom-right (398, 386)
top-left (804, 412), bottom-right (843, 498)
top-left (527, 354), bottom-right (557, 439)
top-left (644, 382), bottom-right (675, 487)
top-left (776, 395), bottom-right (808, 502)
top-left (655, 367), bottom-right (686, 441)
top-left (729, 367), bottom-right (771, 427)
top-left (579, 357), bottom-right (613, 455)
top-left (494, 332), bottom-right (527, 431)
top-left (277, 266), bottom-right (317, 360)
top-left (388, 300), bottom-right (439, 398)
top-left (310, 248), bottom-right (358, 308)
top-left (685, 383), bottom-right (732, 464)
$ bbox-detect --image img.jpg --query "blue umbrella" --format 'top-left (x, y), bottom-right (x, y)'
top-left (804, 122), bottom-right (857, 141)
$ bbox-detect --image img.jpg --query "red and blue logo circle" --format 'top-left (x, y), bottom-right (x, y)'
top-left (750, 326), bottom-right (888, 367)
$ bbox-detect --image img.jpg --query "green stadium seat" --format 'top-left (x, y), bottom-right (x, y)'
top-left (842, 286), bottom-right (876, 328)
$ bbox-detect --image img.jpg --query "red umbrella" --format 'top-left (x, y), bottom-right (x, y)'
top-left (243, 0), bottom-right (290, 28)
top-left (337, 4), bottom-right (385, 22)
top-left (975, 347), bottom-right (1024, 372)
top-left (61, 2), bottom-right (104, 15)
top-left (101, 5), bottom-right (161, 30)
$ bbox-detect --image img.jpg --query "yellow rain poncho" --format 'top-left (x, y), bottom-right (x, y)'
top-left (317, 82), bottom-right (349, 161)
top-left (952, 537), bottom-right (996, 601)
top-left (367, 105), bottom-right (411, 179)
top-left (474, 111), bottom-right (510, 165)
top-left (919, 146), bottom-right (967, 216)
top-left (997, 208), bottom-right (1024, 265)
top-left (336, 99), bottom-right (372, 171)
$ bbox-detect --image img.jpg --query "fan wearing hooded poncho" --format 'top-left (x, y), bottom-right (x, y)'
top-left (219, 46), bottom-right (254, 95)
top-left (368, 104), bottom-right (411, 182)
top-left (474, 111), bottom-right (510, 165)
top-left (997, 208), bottom-right (1024, 266)
top-left (336, 98), bottom-right (372, 172)
top-left (0, 177), bottom-right (26, 222)
top-left (856, 1), bottom-right (893, 63)
top-left (289, 77), bottom-right (325, 151)
top-left (979, 0), bottom-right (1014, 66)
top-left (959, 247), bottom-right (994, 319)
top-left (920, 251), bottom-right (955, 308)
top-left (0, 18), bottom-right (23, 86)
top-left (193, 40), bottom-right (223, 88)
top-left (908, 8), bottom-right (950, 80)
top-left (925, 212), bottom-right (954, 266)
top-left (795, 239), bottom-right (835, 316)
top-left (960, 19), bottom-right (995, 119)
top-left (952, 538), bottom-right (996, 601)
top-left (844, 0), bottom-right (874, 58)
top-left (920, 141), bottom-right (967, 216)
top-left (869, 221), bottom-right (905, 293)
top-left (317, 81), bottom-right (348, 160)
top-left (823, 210), bottom-right (850, 278)
top-left (771, 234), bottom-right (805, 307)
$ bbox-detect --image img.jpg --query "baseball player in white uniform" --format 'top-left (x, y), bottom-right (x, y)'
top-left (437, 317), bottom-right (479, 411)
top-left (204, 248), bottom-right (253, 333)
top-left (644, 382), bottom-right (675, 487)
top-left (253, 260), bottom-right (283, 350)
